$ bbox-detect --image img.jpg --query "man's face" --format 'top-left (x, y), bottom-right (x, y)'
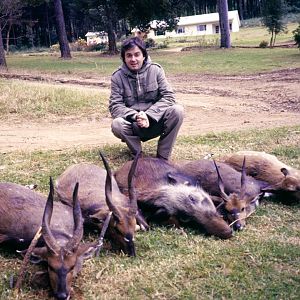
top-left (124, 45), bottom-right (145, 72)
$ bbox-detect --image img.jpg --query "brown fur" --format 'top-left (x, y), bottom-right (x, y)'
top-left (177, 159), bottom-right (266, 230)
top-left (222, 151), bottom-right (300, 203)
top-left (0, 181), bottom-right (96, 299)
top-left (55, 162), bottom-right (138, 256)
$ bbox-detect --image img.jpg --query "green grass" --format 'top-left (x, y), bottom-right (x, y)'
top-left (0, 21), bottom-right (299, 299)
top-left (4, 22), bottom-right (300, 77)
top-left (0, 126), bottom-right (299, 299)
top-left (5, 46), bottom-right (300, 77)
top-left (0, 79), bottom-right (109, 121)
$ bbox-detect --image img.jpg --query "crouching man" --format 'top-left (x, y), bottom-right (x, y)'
top-left (109, 37), bottom-right (183, 160)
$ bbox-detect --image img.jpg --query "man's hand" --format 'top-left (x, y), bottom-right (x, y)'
top-left (136, 111), bottom-right (150, 128)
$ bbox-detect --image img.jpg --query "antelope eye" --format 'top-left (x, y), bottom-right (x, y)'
top-left (188, 195), bottom-right (197, 203)
top-left (241, 207), bottom-right (245, 212)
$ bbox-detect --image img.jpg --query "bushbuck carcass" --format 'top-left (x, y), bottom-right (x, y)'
top-left (0, 179), bottom-right (97, 300)
top-left (222, 150), bottom-right (300, 203)
top-left (178, 159), bottom-right (266, 231)
top-left (114, 157), bottom-right (233, 239)
top-left (55, 152), bottom-right (142, 256)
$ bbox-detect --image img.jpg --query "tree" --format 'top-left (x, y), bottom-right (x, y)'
top-left (0, 23), bottom-right (7, 71)
top-left (86, 0), bottom-right (119, 54)
top-left (120, 0), bottom-right (185, 36)
top-left (218, 0), bottom-right (231, 48)
top-left (293, 23), bottom-right (300, 49)
top-left (53, 0), bottom-right (71, 58)
top-left (261, 0), bottom-right (287, 47)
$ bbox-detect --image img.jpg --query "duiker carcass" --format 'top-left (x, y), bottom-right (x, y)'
top-left (0, 179), bottom-right (96, 300)
top-left (178, 158), bottom-right (266, 230)
top-left (55, 152), bottom-right (143, 256)
top-left (222, 150), bottom-right (300, 203)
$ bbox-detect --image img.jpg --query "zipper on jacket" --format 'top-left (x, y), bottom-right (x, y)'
top-left (137, 72), bottom-right (141, 92)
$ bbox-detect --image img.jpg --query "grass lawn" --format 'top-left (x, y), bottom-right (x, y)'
top-left (0, 126), bottom-right (299, 299)
top-left (0, 21), bottom-right (299, 300)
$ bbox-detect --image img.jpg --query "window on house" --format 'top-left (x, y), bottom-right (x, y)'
top-left (229, 23), bottom-right (232, 31)
top-left (197, 24), bottom-right (206, 31)
top-left (215, 25), bottom-right (219, 34)
top-left (176, 27), bottom-right (185, 34)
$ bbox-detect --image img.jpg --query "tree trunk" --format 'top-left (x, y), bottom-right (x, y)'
top-left (238, 0), bottom-right (244, 21)
top-left (0, 24), bottom-right (8, 71)
top-left (6, 22), bottom-right (12, 55)
top-left (105, 4), bottom-right (118, 54)
top-left (270, 29), bottom-right (274, 48)
top-left (53, 0), bottom-right (71, 59)
top-left (218, 0), bottom-right (231, 48)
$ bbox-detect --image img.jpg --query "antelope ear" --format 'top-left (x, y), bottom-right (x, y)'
top-left (281, 168), bottom-right (289, 177)
top-left (167, 173), bottom-right (179, 185)
top-left (31, 271), bottom-right (50, 289)
top-left (77, 243), bottom-right (98, 260)
top-left (27, 247), bottom-right (49, 264)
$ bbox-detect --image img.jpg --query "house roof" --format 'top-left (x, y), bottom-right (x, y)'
top-left (85, 31), bottom-right (107, 37)
top-left (178, 10), bottom-right (240, 26)
top-left (147, 10), bottom-right (240, 30)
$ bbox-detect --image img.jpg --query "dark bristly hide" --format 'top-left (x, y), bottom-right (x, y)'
top-left (115, 157), bottom-right (233, 239)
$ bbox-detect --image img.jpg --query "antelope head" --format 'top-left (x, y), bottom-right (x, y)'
top-left (99, 151), bottom-right (139, 256)
top-left (32, 178), bottom-right (95, 300)
top-left (261, 168), bottom-right (300, 202)
top-left (214, 158), bottom-right (261, 231)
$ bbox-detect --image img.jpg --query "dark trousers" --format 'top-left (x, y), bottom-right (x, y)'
top-left (111, 104), bottom-right (184, 159)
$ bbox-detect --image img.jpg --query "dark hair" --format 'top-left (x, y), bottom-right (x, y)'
top-left (121, 37), bottom-right (148, 62)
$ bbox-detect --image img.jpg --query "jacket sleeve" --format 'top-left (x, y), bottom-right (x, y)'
top-left (145, 66), bottom-right (176, 122)
top-left (109, 74), bottom-right (137, 120)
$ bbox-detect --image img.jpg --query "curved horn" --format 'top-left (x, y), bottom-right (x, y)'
top-left (66, 182), bottom-right (83, 252)
top-left (42, 177), bottom-right (60, 254)
top-left (128, 151), bottom-right (140, 214)
top-left (99, 151), bottom-right (121, 217)
top-left (213, 160), bottom-right (229, 202)
top-left (240, 156), bottom-right (247, 198)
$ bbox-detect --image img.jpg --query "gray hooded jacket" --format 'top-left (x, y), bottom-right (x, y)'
top-left (109, 59), bottom-right (176, 122)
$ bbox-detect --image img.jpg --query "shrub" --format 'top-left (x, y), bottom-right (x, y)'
top-left (145, 38), bottom-right (156, 48)
top-left (69, 38), bottom-right (88, 51)
top-left (259, 40), bottom-right (269, 48)
top-left (50, 43), bottom-right (60, 52)
top-left (86, 42), bottom-right (107, 52)
top-left (292, 23), bottom-right (300, 48)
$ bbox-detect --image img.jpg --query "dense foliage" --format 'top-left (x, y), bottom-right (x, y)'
top-left (0, 0), bottom-right (299, 51)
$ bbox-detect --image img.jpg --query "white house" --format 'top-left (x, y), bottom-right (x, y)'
top-left (145, 10), bottom-right (240, 38)
top-left (85, 31), bottom-right (108, 45)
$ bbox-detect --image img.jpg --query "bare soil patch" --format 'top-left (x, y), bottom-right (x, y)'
top-left (0, 68), bottom-right (299, 153)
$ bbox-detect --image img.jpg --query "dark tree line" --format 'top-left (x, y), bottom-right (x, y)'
top-left (0, 0), bottom-right (299, 66)
top-left (2, 0), bottom-right (298, 50)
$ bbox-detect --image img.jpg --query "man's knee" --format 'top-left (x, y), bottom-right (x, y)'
top-left (111, 117), bottom-right (128, 138)
top-left (166, 104), bottom-right (184, 123)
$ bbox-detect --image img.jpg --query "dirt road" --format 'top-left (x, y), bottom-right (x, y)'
top-left (0, 68), bottom-right (299, 152)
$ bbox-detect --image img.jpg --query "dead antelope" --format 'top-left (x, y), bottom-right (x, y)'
top-left (0, 179), bottom-right (96, 300)
top-left (115, 157), bottom-right (233, 239)
top-left (55, 152), bottom-right (143, 256)
top-left (222, 150), bottom-right (300, 203)
top-left (178, 159), bottom-right (266, 231)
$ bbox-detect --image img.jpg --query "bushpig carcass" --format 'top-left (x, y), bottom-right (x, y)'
top-left (115, 157), bottom-right (233, 239)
